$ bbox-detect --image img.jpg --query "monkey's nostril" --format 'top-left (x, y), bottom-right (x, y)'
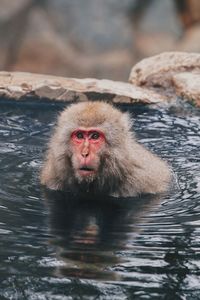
top-left (81, 152), bottom-right (89, 158)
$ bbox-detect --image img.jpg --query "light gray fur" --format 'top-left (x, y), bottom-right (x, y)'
top-left (41, 101), bottom-right (171, 197)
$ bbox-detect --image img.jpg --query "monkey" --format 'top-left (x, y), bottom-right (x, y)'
top-left (40, 101), bottom-right (171, 197)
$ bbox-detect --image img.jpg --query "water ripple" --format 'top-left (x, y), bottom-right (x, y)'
top-left (0, 101), bottom-right (200, 299)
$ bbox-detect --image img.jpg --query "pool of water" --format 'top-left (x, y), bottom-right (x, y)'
top-left (0, 99), bottom-right (200, 299)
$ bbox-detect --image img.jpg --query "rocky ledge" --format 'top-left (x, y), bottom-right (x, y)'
top-left (0, 52), bottom-right (200, 107)
top-left (129, 52), bottom-right (200, 107)
top-left (0, 71), bottom-right (165, 105)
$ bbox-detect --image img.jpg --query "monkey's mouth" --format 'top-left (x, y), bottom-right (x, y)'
top-left (78, 166), bottom-right (96, 176)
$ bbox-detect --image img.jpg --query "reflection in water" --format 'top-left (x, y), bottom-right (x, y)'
top-left (45, 190), bottom-right (162, 281)
top-left (0, 100), bottom-right (200, 299)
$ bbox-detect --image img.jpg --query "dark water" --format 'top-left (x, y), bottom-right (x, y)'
top-left (0, 100), bottom-right (200, 300)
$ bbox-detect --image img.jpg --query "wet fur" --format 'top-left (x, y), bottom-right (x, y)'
top-left (41, 101), bottom-right (171, 197)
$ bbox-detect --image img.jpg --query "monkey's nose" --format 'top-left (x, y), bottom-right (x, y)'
top-left (81, 141), bottom-right (90, 157)
top-left (81, 152), bottom-right (89, 158)
top-left (81, 147), bottom-right (89, 157)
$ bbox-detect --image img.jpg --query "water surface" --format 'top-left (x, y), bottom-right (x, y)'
top-left (0, 100), bottom-right (200, 299)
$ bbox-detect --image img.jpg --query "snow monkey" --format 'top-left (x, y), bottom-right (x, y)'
top-left (41, 101), bottom-right (171, 197)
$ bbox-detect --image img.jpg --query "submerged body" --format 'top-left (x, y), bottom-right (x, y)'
top-left (41, 101), bottom-right (171, 197)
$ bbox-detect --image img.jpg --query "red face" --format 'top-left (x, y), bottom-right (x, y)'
top-left (70, 128), bottom-right (106, 179)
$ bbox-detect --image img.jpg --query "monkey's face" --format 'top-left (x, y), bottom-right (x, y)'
top-left (70, 128), bottom-right (106, 183)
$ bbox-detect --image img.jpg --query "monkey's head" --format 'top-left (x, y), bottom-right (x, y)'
top-left (41, 101), bottom-right (171, 196)
top-left (41, 101), bottom-right (133, 194)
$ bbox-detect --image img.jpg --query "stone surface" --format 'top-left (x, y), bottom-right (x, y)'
top-left (172, 72), bottom-right (200, 106)
top-left (134, 33), bottom-right (176, 59)
top-left (0, 0), bottom-right (194, 81)
top-left (0, 0), bottom-right (135, 81)
top-left (0, 71), bottom-right (166, 104)
top-left (129, 52), bottom-right (200, 88)
top-left (0, 0), bottom-right (28, 20)
top-left (176, 25), bottom-right (200, 53)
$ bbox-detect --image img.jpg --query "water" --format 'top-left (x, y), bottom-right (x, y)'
top-left (0, 99), bottom-right (200, 299)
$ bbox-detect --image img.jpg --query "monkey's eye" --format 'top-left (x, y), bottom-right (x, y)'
top-left (90, 131), bottom-right (100, 140)
top-left (76, 131), bottom-right (84, 139)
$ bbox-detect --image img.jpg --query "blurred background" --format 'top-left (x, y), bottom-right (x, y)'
top-left (0, 0), bottom-right (199, 81)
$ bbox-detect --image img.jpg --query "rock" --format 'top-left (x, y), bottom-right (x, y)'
top-left (0, 71), bottom-right (166, 104)
top-left (134, 33), bottom-right (175, 59)
top-left (174, 0), bottom-right (200, 29)
top-left (0, 0), bottom-right (135, 81)
top-left (172, 72), bottom-right (200, 107)
top-left (129, 52), bottom-right (200, 88)
top-left (177, 25), bottom-right (200, 53)
top-left (0, 0), bottom-right (28, 20)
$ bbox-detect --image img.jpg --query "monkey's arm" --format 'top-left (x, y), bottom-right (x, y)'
top-left (123, 142), bottom-right (172, 197)
top-left (40, 150), bottom-right (67, 191)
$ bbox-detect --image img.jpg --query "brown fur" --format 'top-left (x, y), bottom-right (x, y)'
top-left (40, 101), bottom-right (171, 197)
